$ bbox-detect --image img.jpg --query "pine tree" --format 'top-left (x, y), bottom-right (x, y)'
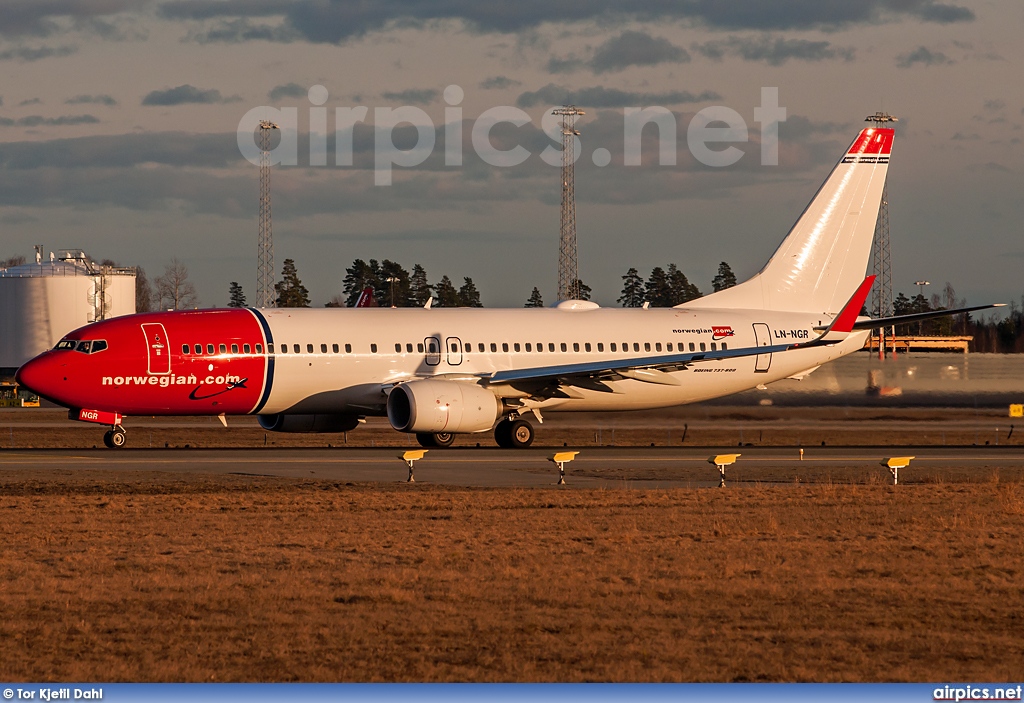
top-left (409, 264), bottom-right (432, 306)
top-left (574, 279), bottom-right (592, 301)
top-left (525, 287), bottom-right (544, 307)
top-left (646, 267), bottom-right (671, 306)
top-left (342, 259), bottom-right (380, 307)
top-left (275, 258), bottom-right (310, 308)
top-left (378, 259), bottom-right (411, 307)
top-left (712, 261), bottom-right (737, 292)
top-left (666, 263), bottom-right (701, 305)
top-left (458, 277), bottom-right (483, 307)
top-left (618, 267), bottom-right (645, 307)
top-left (134, 266), bottom-right (153, 313)
top-left (434, 275), bottom-right (460, 307)
top-left (228, 282), bottom-right (247, 308)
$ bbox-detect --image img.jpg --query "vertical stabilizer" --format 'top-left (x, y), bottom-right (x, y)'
top-left (686, 127), bottom-right (894, 314)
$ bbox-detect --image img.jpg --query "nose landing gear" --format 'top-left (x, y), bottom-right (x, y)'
top-left (103, 426), bottom-right (126, 449)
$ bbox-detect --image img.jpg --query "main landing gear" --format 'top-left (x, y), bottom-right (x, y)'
top-left (494, 417), bottom-right (534, 448)
top-left (102, 425), bottom-right (127, 449)
top-left (416, 432), bottom-right (456, 448)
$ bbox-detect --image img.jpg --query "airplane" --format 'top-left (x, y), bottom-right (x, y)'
top-left (16, 125), bottom-right (1001, 449)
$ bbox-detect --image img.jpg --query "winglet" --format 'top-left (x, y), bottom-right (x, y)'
top-left (831, 275), bottom-right (875, 333)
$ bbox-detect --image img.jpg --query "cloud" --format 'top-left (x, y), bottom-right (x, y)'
top-left (983, 99), bottom-right (1005, 113)
top-left (693, 36), bottom-right (854, 65)
top-left (479, 76), bottom-right (520, 90)
top-left (268, 82), bottom-right (307, 101)
top-left (0, 0), bottom-right (135, 39)
top-left (65, 94), bottom-right (117, 106)
top-left (517, 84), bottom-right (720, 109)
top-left (157, 0), bottom-right (974, 45)
top-left (0, 96), bottom-right (3, 107)
top-left (381, 88), bottom-right (438, 105)
top-left (0, 132), bottom-right (242, 170)
top-left (0, 114), bottom-right (100, 127)
top-left (0, 45), bottom-right (77, 61)
top-left (546, 55), bottom-right (584, 74)
top-left (18, 98), bottom-right (42, 106)
top-left (186, 18), bottom-right (299, 44)
top-left (589, 31), bottom-right (689, 73)
top-left (141, 85), bottom-right (240, 106)
top-left (896, 46), bottom-right (953, 68)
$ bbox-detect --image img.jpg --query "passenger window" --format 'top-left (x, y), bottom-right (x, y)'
top-left (182, 344), bottom-right (190, 354)
top-left (207, 344), bottom-right (214, 354)
top-left (597, 343), bottom-right (604, 352)
top-left (700, 342), bottom-right (706, 351)
top-left (633, 343), bottom-right (640, 352)
top-left (667, 343), bottom-right (673, 352)
top-left (345, 344), bottom-right (352, 353)
top-left (585, 343), bottom-right (591, 352)
top-left (231, 344), bottom-right (239, 354)
top-left (644, 342), bottom-right (651, 352)
top-left (279, 344), bottom-right (286, 354)
top-left (370, 344), bottom-right (378, 353)
top-left (194, 344), bottom-right (202, 354)
top-left (321, 344), bottom-right (328, 353)
top-left (268, 343), bottom-right (275, 354)
top-left (525, 343), bottom-right (532, 352)
top-left (417, 343), bottom-right (424, 353)
top-left (610, 343), bottom-right (617, 352)
top-left (407, 343), bottom-right (414, 353)
top-left (490, 343), bottom-right (497, 352)
top-left (689, 342), bottom-right (695, 352)
top-left (722, 342), bottom-right (728, 350)
top-left (219, 344), bottom-right (227, 354)
top-left (306, 344), bottom-right (313, 354)
top-left (244, 344), bottom-right (251, 354)
top-left (332, 344), bottom-right (339, 353)
top-left (478, 343), bottom-right (485, 353)
top-left (293, 344), bottom-right (300, 354)
top-left (549, 343), bottom-right (555, 352)
top-left (573, 342), bottom-right (579, 352)
top-left (502, 343), bottom-right (509, 352)
top-left (655, 343), bottom-right (662, 352)
top-left (560, 343), bottom-right (567, 352)
top-left (256, 344), bottom-right (263, 353)
top-left (396, 343), bottom-right (403, 353)
top-left (428, 341), bottom-right (437, 353)
top-left (513, 343), bottom-right (520, 352)
top-left (711, 343), bottom-right (717, 351)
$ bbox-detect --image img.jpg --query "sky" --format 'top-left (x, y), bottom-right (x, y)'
top-left (0, 0), bottom-right (1021, 310)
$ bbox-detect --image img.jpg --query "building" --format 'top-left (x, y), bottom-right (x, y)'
top-left (0, 250), bottom-right (136, 375)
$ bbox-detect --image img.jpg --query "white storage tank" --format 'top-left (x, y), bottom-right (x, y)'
top-left (0, 250), bottom-right (136, 372)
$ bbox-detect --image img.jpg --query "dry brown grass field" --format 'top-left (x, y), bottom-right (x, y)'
top-left (2, 470), bottom-right (1023, 682)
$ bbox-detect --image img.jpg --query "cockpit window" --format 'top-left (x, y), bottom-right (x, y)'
top-left (62, 340), bottom-right (108, 354)
top-left (76, 341), bottom-right (92, 353)
top-left (55, 340), bottom-right (76, 350)
top-left (92, 340), bottom-right (107, 353)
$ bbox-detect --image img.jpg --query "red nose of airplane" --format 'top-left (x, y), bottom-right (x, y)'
top-left (15, 353), bottom-right (61, 402)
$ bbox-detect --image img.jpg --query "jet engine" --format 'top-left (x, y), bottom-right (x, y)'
top-left (258, 414), bottom-right (361, 433)
top-left (387, 380), bottom-right (501, 434)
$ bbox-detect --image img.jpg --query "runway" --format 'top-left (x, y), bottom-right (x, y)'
top-left (3, 446), bottom-right (1023, 487)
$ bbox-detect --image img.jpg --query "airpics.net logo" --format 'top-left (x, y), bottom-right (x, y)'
top-left (236, 85), bottom-right (787, 185)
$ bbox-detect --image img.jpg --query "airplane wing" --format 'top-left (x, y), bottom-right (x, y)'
top-left (846, 303), bottom-right (1005, 331)
top-left (487, 276), bottom-right (876, 388)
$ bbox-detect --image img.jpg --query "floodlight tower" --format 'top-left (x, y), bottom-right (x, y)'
top-left (866, 111), bottom-right (898, 357)
top-left (553, 105), bottom-right (584, 301)
top-left (257, 120), bottom-right (279, 308)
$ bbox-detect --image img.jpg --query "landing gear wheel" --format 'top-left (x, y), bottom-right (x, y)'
top-left (494, 419), bottom-right (513, 448)
top-left (416, 432), bottom-right (456, 448)
top-left (508, 419), bottom-right (534, 448)
top-left (109, 427), bottom-right (126, 448)
top-left (103, 430), bottom-right (114, 448)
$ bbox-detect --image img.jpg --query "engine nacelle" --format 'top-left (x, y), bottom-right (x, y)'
top-left (387, 380), bottom-right (501, 434)
top-left (258, 414), bottom-right (361, 433)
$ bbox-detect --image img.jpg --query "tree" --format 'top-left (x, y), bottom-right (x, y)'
top-left (135, 265), bottom-right (154, 313)
top-left (618, 267), bottom-right (645, 307)
top-left (378, 259), bottom-right (411, 307)
top-left (155, 258), bottom-right (198, 310)
top-left (434, 275), bottom-right (460, 307)
top-left (666, 263), bottom-right (701, 305)
top-left (342, 258), bottom-right (380, 307)
top-left (458, 277), bottom-right (483, 307)
top-left (409, 264), bottom-right (432, 306)
top-left (324, 294), bottom-right (345, 308)
top-left (646, 267), bottom-right (671, 306)
top-left (574, 279), bottom-right (592, 301)
top-left (228, 282), bottom-right (247, 308)
top-left (712, 261), bottom-right (737, 292)
top-left (525, 287), bottom-right (544, 307)
top-left (2, 255), bottom-right (26, 268)
top-left (275, 258), bottom-right (310, 308)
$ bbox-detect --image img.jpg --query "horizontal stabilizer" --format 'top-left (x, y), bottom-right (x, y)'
top-left (849, 303), bottom-right (1005, 331)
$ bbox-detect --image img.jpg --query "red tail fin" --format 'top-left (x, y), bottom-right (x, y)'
top-left (354, 287), bottom-right (376, 308)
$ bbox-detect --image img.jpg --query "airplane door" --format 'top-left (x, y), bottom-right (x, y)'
top-left (752, 323), bottom-right (772, 373)
top-left (424, 337), bottom-right (441, 366)
top-left (141, 323), bottom-right (172, 375)
top-left (446, 337), bottom-right (463, 366)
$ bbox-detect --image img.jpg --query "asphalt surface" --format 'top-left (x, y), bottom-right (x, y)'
top-left (3, 446), bottom-right (1023, 487)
